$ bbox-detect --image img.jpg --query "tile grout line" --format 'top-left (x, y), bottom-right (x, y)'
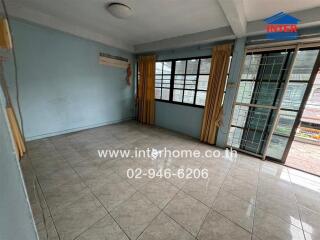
top-left (71, 214), bottom-right (108, 240)
top-left (28, 126), bottom-right (191, 239)
top-left (28, 123), bottom-right (313, 240)
top-left (51, 137), bottom-right (133, 240)
top-left (287, 168), bottom-right (308, 240)
top-left (65, 168), bottom-right (132, 239)
top-left (65, 169), bottom-right (132, 240)
top-left (134, 188), bottom-right (183, 239)
top-left (159, 189), bottom-right (198, 238)
top-left (195, 157), bottom-right (237, 239)
top-left (117, 170), bottom-right (195, 239)
top-left (132, 159), bottom-right (230, 239)
top-left (195, 158), bottom-right (262, 238)
top-left (250, 160), bottom-right (262, 240)
top-left (119, 170), bottom-right (198, 239)
top-left (254, 166), bottom-right (308, 230)
top-left (28, 156), bottom-right (62, 240)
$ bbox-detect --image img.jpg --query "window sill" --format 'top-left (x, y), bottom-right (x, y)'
top-left (155, 99), bottom-right (205, 109)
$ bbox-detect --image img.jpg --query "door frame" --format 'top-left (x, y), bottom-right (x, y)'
top-left (281, 50), bottom-right (320, 163)
top-left (226, 42), bottom-right (320, 163)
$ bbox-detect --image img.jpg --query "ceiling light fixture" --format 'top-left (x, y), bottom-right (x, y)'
top-left (107, 2), bottom-right (133, 19)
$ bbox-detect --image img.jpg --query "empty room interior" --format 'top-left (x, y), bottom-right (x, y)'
top-left (2, 0), bottom-right (320, 240)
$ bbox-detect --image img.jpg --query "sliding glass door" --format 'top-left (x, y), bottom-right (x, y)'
top-left (227, 50), bottom-right (293, 156)
top-left (227, 45), bottom-right (320, 162)
top-left (267, 48), bottom-right (320, 161)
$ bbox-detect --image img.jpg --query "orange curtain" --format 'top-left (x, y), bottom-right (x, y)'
top-left (200, 44), bottom-right (232, 144)
top-left (0, 18), bottom-right (12, 50)
top-left (0, 62), bottom-right (25, 158)
top-left (137, 55), bottom-right (155, 124)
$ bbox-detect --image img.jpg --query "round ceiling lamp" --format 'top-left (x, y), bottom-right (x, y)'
top-left (107, 2), bottom-right (133, 19)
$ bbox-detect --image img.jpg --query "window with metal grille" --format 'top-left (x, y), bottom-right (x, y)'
top-left (227, 51), bottom-right (292, 156)
top-left (155, 57), bottom-right (211, 107)
top-left (155, 61), bottom-right (172, 101)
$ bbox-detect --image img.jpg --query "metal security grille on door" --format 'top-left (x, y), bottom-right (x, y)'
top-left (227, 50), bottom-right (292, 156)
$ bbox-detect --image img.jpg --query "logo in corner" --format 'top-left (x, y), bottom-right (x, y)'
top-left (264, 12), bottom-right (300, 40)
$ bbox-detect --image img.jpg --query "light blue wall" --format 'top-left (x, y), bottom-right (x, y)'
top-left (5, 19), bottom-right (135, 140)
top-left (0, 89), bottom-right (38, 240)
top-left (155, 101), bottom-right (204, 138)
top-left (154, 45), bottom-right (212, 138)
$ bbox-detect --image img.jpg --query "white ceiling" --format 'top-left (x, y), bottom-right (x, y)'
top-left (6, 0), bottom-right (320, 52)
top-left (7, 0), bottom-right (229, 49)
top-left (243, 0), bottom-right (320, 21)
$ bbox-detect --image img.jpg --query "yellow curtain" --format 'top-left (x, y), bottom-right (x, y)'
top-left (200, 44), bottom-right (232, 144)
top-left (0, 18), bottom-right (12, 50)
top-left (0, 62), bottom-right (25, 159)
top-left (137, 55), bottom-right (155, 124)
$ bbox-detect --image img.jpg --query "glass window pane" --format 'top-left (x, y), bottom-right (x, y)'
top-left (241, 129), bottom-right (265, 153)
top-left (227, 127), bottom-right (243, 148)
top-left (231, 105), bottom-right (249, 128)
top-left (236, 82), bottom-right (254, 104)
top-left (185, 80), bottom-right (196, 85)
top-left (174, 75), bottom-right (184, 88)
top-left (186, 59), bottom-right (199, 74)
top-left (241, 54), bottom-right (261, 80)
top-left (252, 82), bottom-right (280, 106)
top-left (230, 106), bottom-right (273, 154)
top-left (186, 75), bottom-right (197, 81)
top-left (174, 75), bottom-right (184, 80)
top-left (309, 87), bottom-right (320, 105)
top-left (162, 79), bottom-right (170, 84)
top-left (198, 75), bottom-right (209, 90)
top-left (185, 85), bottom-right (195, 90)
top-left (196, 91), bottom-right (207, 106)
top-left (183, 90), bottom-right (195, 104)
top-left (275, 110), bottom-right (297, 136)
top-left (185, 75), bottom-right (196, 89)
top-left (163, 61), bottom-right (172, 74)
top-left (174, 84), bottom-right (184, 88)
top-left (173, 89), bottom-right (183, 102)
top-left (200, 58), bottom-right (211, 74)
top-left (245, 107), bottom-right (272, 131)
top-left (156, 62), bottom-right (162, 74)
top-left (175, 60), bottom-right (186, 74)
top-left (267, 135), bottom-right (289, 159)
top-left (290, 49), bottom-right (319, 81)
top-left (163, 75), bottom-right (171, 80)
top-left (155, 88), bottom-right (161, 99)
top-left (281, 83), bottom-right (307, 110)
top-left (260, 53), bottom-right (287, 82)
top-left (161, 88), bottom-right (170, 100)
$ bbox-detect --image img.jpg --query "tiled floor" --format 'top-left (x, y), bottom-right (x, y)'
top-left (21, 121), bottom-right (320, 240)
top-left (286, 140), bottom-right (320, 176)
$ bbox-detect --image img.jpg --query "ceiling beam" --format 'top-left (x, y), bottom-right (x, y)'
top-left (217, 0), bottom-right (247, 37)
top-left (135, 7), bottom-right (320, 53)
top-left (134, 26), bottom-right (235, 53)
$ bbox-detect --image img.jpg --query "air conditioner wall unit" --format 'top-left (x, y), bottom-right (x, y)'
top-left (99, 52), bottom-right (129, 69)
